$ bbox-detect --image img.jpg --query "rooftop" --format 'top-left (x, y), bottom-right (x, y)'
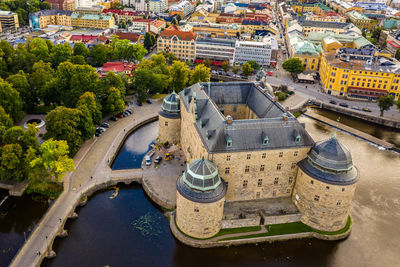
top-left (31, 9), bottom-right (73, 17)
top-left (298, 20), bottom-right (350, 29)
top-left (179, 82), bottom-right (314, 153)
top-left (160, 25), bottom-right (196, 41)
top-left (71, 13), bottom-right (112, 21)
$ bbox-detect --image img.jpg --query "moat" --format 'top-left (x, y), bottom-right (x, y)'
top-left (2, 118), bottom-right (400, 266)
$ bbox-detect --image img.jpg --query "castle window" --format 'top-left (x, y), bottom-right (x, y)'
top-left (289, 177), bottom-right (293, 184)
top-left (276, 164), bottom-right (282, 170)
top-left (272, 190), bottom-right (276, 197)
top-left (243, 180), bottom-right (248, 188)
top-left (194, 207), bottom-right (199, 212)
top-left (226, 155), bottom-right (231, 161)
top-left (291, 163), bottom-right (296, 169)
top-left (310, 180), bottom-right (314, 184)
top-left (326, 186), bottom-right (330, 190)
top-left (258, 179), bottom-right (263, 187)
top-left (225, 167), bottom-right (230, 174)
top-left (337, 200), bottom-right (342, 206)
top-left (263, 136), bottom-right (269, 145)
top-left (247, 154), bottom-right (251, 160)
top-left (342, 188), bottom-right (345, 192)
top-left (279, 152), bottom-right (283, 158)
top-left (286, 189), bottom-right (291, 194)
top-left (226, 138), bottom-right (232, 148)
top-left (262, 153), bottom-right (266, 159)
top-left (256, 192), bottom-right (261, 199)
top-left (274, 177), bottom-right (279, 184)
top-left (314, 195), bottom-right (320, 201)
top-left (260, 165), bottom-right (265, 171)
top-left (165, 121), bottom-right (168, 126)
top-left (245, 166), bottom-right (250, 173)
top-left (294, 151), bottom-right (298, 157)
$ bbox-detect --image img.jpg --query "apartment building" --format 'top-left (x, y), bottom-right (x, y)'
top-left (169, 1), bottom-right (194, 18)
top-left (150, 20), bottom-right (166, 35)
top-left (346, 10), bottom-right (375, 30)
top-left (234, 38), bottom-right (278, 66)
top-left (0, 11), bottom-right (19, 32)
top-left (48, 0), bottom-right (75, 10)
top-left (157, 25), bottom-right (197, 61)
top-left (102, 9), bottom-right (149, 23)
top-left (319, 48), bottom-right (400, 100)
top-left (29, 10), bottom-right (73, 30)
top-left (195, 36), bottom-right (236, 64)
top-left (71, 13), bottom-right (115, 29)
top-left (149, 0), bottom-right (168, 13)
top-left (188, 22), bottom-right (241, 38)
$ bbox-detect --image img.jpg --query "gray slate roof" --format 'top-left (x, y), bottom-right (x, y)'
top-left (177, 174), bottom-right (227, 203)
top-left (160, 91), bottom-right (180, 119)
top-left (179, 82), bottom-right (314, 153)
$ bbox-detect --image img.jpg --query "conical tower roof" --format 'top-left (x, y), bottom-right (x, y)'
top-left (160, 91), bottom-right (180, 118)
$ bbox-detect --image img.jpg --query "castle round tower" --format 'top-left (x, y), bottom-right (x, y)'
top-left (158, 91), bottom-right (181, 144)
top-left (176, 158), bottom-right (227, 239)
top-left (292, 135), bottom-right (359, 232)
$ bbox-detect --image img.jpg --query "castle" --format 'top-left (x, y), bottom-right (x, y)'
top-left (158, 82), bottom-right (359, 239)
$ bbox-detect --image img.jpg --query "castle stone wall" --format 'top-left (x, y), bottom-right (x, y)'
top-left (176, 191), bottom-right (225, 239)
top-left (158, 115), bottom-right (181, 144)
top-left (221, 217), bottom-right (261, 229)
top-left (220, 104), bottom-right (259, 120)
top-left (263, 213), bottom-right (302, 225)
top-left (210, 147), bottom-right (310, 202)
top-left (292, 168), bottom-right (356, 232)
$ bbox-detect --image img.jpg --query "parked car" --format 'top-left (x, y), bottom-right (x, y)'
top-left (109, 116), bottom-right (118, 121)
top-left (122, 112), bottom-right (128, 117)
top-left (211, 70), bottom-right (217, 75)
top-left (101, 122), bottom-right (109, 128)
top-left (116, 114), bottom-right (123, 119)
top-left (145, 155), bottom-right (151, 166)
top-left (339, 103), bottom-right (349, 108)
top-left (125, 109), bottom-right (132, 115)
top-left (282, 50), bottom-right (286, 54)
top-left (351, 106), bottom-right (361, 111)
top-left (95, 131), bottom-right (101, 137)
top-left (137, 101), bottom-right (143, 106)
top-left (362, 107), bottom-right (372, 112)
top-left (97, 127), bottom-right (105, 133)
top-left (266, 72), bottom-right (274, 76)
top-left (154, 156), bottom-right (162, 165)
top-left (146, 99), bottom-right (152, 104)
top-left (329, 100), bottom-right (337, 105)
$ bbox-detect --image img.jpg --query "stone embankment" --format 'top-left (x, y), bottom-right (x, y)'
top-left (169, 213), bottom-right (351, 248)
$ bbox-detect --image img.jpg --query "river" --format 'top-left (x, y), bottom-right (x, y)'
top-left (40, 117), bottom-right (400, 267)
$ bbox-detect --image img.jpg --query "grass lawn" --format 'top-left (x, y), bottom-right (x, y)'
top-left (219, 217), bottom-right (352, 241)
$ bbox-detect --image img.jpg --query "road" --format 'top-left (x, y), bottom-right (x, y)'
top-left (10, 102), bottom-right (161, 267)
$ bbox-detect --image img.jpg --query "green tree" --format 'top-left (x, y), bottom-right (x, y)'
top-left (221, 61), bottom-right (230, 72)
top-left (0, 143), bottom-right (25, 181)
top-left (282, 58), bottom-right (304, 74)
top-left (104, 87), bottom-right (125, 115)
top-left (241, 62), bottom-right (254, 76)
top-left (144, 32), bottom-right (154, 50)
top-left (0, 106), bottom-right (13, 140)
top-left (73, 42), bottom-right (89, 58)
top-left (0, 79), bottom-right (24, 122)
top-left (176, 14), bottom-right (182, 22)
top-left (70, 55), bottom-right (87, 65)
top-left (6, 71), bottom-right (33, 111)
top-left (134, 69), bottom-right (167, 102)
top-left (88, 44), bottom-right (110, 67)
top-left (28, 139), bottom-right (75, 182)
top-left (12, 43), bottom-right (36, 73)
top-left (113, 2), bottom-right (123, 9)
top-left (232, 65), bottom-right (240, 74)
top-left (77, 105), bottom-right (95, 140)
top-left (45, 106), bottom-right (84, 156)
top-left (29, 38), bottom-right (49, 61)
top-left (2, 126), bottom-right (24, 145)
top-left (169, 61), bottom-right (189, 92)
top-left (189, 64), bottom-right (210, 85)
top-left (396, 98), bottom-right (400, 111)
top-left (77, 92), bottom-right (102, 125)
top-left (39, 1), bottom-right (51, 9)
top-left (50, 43), bottom-right (73, 68)
top-left (247, 60), bottom-right (261, 70)
top-left (30, 61), bottom-right (54, 102)
top-left (377, 95), bottom-right (394, 117)
top-left (203, 59), bottom-right (212, 67)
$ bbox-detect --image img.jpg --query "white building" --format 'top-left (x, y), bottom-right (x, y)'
top-left (195, 36), bottom-right (236, 64)
top-left (169, 1), bottom-right (194, 18)
top-left (234, 38), bottom-right (278, 66)
top-left (134, 0), bottom-right (148, 11)
top-left (149, 0), bottom-right (168, 13)
top-left (75, 0), bottom-right (100, 8)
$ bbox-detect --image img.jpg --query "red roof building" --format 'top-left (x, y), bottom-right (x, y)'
top-left (47, 0), bottom-right (75, 11)
top-left (115, 32), bottom-right (144, 43)
top-left (99, 61), bottom-right (137, 77)
top-left (70, 34), bottom-right (98, 43)
top-left (157, 25), bottom-right (196, 61)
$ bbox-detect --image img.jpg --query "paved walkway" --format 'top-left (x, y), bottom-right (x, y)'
top-left (10, 102), bottom-right (161, 267)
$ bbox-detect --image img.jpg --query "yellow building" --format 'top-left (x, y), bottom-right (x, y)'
top-left (189, 23), bottom-right (240, 38)
top-left (0, 10), bottom-right (19, 32)
top-left (29, 10), bottom-right (72, 30)
top-left (319, 48), bottom-right (400, 100)
top-left (157, 25), bottom-right (197, 61)
top-left (346, 10), bottom-right (376, 30)
top-left (71, 13), bottom-right (114, 29)
top-left (288, 33), bottom-right (321, 71)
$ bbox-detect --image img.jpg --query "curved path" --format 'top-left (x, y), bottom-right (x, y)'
top-left (10, 103), bottom-right (161, 267)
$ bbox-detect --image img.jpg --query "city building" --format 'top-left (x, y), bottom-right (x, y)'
top-left (346, 10), bottom-right (375, 30)
top-left (134, 0), bottom-right (148, 12)
top-left (29, 10), bottom-right (73, 30)
top-left (71, 13), bottom-right (115, 29)
top-left (157, 82), bottom-right (359, 239)
top-left (234, 38), bottom-right (278, 67)
top-left (307, 32), bottom-right (374, 52)
top-left (98, 61), bottom-right (137, 77)
top-left (102, 9), bottom-right (149, 23)
top-left (148, 0), bottom-right (168, 13)
top-left (0, 11), bottom-right (19, 33)
top-left (75, 0), bottom-right (101, 8)
top-left (195, 36), bottom-right (236, 64)
top-left (149, 20), bottom-right (166, 35)
top-left (297, 20), bottom-right (354, 36)
top-left (169, 1), bottom-right (194, 19)
top-left (319, 48), bottom-right (400, 100)
top-left (241, 19), bottom-right (272, 35)
top-left (187, 22), bottom-right (241, 38)
top-left (47, 0), bottom-right (75, 10)
top-left (288, 32), bottom-right (321, 71)
top-left (157, 25), bottom-right (197, 61)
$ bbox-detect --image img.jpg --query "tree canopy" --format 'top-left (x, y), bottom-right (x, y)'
top-left (377, 95), bottom-right (394, 117)
top-left (241, 62), bottom-right (254, 76)
top-left (282, 58), bottom-right (304, 74)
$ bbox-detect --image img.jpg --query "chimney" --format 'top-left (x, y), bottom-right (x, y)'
top-left (226, 115), bottom-right (233, 124)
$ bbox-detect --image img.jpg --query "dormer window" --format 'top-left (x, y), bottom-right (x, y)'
top-left (263, 136), bottom-right (269, 145)
top-left (226, 138), bottom-right (232, 148)
top-left (295, 134), bottom-right (301, 143)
